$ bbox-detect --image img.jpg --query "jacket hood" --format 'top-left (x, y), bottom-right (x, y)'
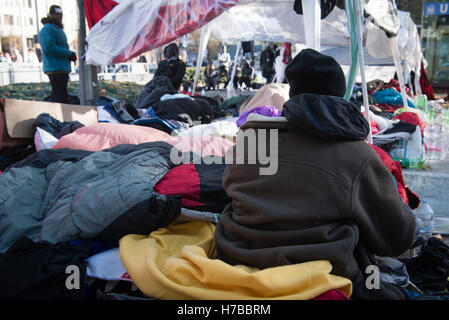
top-left (283, 93), bottom-right (370, 141)
top-left (41, 17), bottom-right (63, 29)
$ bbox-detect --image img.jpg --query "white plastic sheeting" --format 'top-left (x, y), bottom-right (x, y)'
top-left (363, 0), bottom-right (400, 36)
top-left (86, 0), bottom-right (240, 65)
top-left (85, 0), bottom-right (418, 66)
top-left (366, 10), bottom-right (423, 105)
top-left (208, 0), bottom-right (350, 46)
top-left (366, 11), bottom-right (423, 75)
top-left (83, 0), bottom-right (424, 111)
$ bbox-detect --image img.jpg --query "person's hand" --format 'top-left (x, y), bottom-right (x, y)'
top-left (69, 52), bottom-right (77, 62)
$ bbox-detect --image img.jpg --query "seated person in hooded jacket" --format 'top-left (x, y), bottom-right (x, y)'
top-left (154, 43), bottom-right (186, 91)
top-left (214, 49), bottom-right (416, 300)
top-left (239, 58), bottom-right (254, 89)
top-left (204, 63), bottom-right (220, 91)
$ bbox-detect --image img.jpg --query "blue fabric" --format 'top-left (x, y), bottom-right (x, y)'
top-left (404, 289), bottom-right (422, 299)
top-left (96, 96), bottom-right (116, 106)
top-left (135, 108), bottom-right (187, 131)
top-left (103, 103), bottom-right (134, 124)
top-left (134, 118), bottom-right (183, 131)
top-left (373, 89), bottom-right (416, 108)
top-left (68, 240), bottom-right (117, 258)
top-left (38, 23), bottom-right (75, 73)
top-left (144, 107), bottom-right (157, 119)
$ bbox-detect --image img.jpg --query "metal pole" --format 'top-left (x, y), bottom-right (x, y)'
top-left (193, 25), bottom-right (211, 95)
top-left (227, 42), bottom-right (241, 99)
top-left (77, 0), bottom-right (87, 105)
top-left (355, 0), bottom-right (373, 144)
top-left (389, 37), bottom-right (409, 111)
top-left (35, 0), bottom-right (40, 36)
top-left (302, 0), bottom-right (321, 51)
top-left (19, 0), bottom-right (28, 63)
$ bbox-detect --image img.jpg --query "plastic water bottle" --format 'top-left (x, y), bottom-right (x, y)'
top-left (400, 158), bottom-right (425, 169)
top-left (415, 94), bottom-right (428, 112)
top-left (439, 110), bottom-right (449, 159)
top-left (425, 123), bottom-right (443, 161)
top-left (414, 200), bottom-right (434, 241)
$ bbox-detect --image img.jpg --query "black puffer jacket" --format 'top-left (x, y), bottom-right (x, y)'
top-left (154, 58), bottom-right (186, 91)
top-left (135, 76), bottom-right (176, 109)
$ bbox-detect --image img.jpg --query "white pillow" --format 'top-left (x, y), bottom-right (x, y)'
top-left (34, 127), bottom-right (59, 152)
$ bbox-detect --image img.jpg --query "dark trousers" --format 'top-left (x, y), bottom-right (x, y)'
top-left (219, 66), bottom-right (228, 87)
top-left (48, 73), bottom-right (69, 103)
top-left (239, 76), bottom-right (251, 88)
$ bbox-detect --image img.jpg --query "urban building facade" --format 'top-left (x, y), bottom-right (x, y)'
top-left (421, 1), bottom-right (449, 88)
top-left (0, 0), bottom-right (79, 62)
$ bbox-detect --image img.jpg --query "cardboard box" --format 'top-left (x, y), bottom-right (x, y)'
top-left (0, 98), bottom-right (98, 148)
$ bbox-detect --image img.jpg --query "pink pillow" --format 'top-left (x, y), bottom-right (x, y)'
top-left (53, 123), bottom-right (235, 157)
top-left (53, 123), bottom-right (172, 151)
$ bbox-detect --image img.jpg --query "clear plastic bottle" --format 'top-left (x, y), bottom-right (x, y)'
top-left (434, 123), bottom-right (444, 160)
top-left (414, 200), bottom-right (434, 241)
top-left (439, 110), bottom-right (449, 159)
top-left (401, 158), bottom-right (425, 169)
top-left (424, 123), bottom-right (443, 161)
top-left (416, 95), bottom-right (428, 112)
top-left (424, 124), bottom-right (436, 160)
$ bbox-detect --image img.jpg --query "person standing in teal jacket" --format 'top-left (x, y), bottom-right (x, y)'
top-left (39, 5), bottom-right (77, 103)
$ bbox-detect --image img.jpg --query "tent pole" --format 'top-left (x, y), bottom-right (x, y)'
top-left (77, 0), bottom-right (87, 105)
top-left (301, 0), bottom-right (321, 51)
top-left (192, 25), bottom-right (211, 95)
top-left (389, 37), bottom-right (409, 111)
top-left (77, 0), bottom-right (98, 105)
top-left (227, 42), bottom-right (241, 99)
top-left (355, 0), bottom-right (372, 144)
top-left (344, 0), bottom-right (359, 100)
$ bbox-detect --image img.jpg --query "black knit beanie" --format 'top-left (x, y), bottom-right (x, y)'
top-left (49, 5), bottom-right (63, 15)
top-left (285, 48), bottom-right (346, 98)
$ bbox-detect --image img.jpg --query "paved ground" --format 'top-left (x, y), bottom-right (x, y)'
top-left (403, 159), bottom-right (449, 234)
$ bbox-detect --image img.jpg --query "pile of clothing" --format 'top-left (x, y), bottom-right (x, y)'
top-left (97, 76), bottom-right (228, 135)
top-left (401, 237), bottom-right (449, 296)
top-left (0, 46), bottom-right (444, 301)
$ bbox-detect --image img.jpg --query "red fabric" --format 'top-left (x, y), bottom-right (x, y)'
top-left (376, 103), bottom-right (403, 113)
top-left (393, 112), bottom-right (426, 137)
top-left (84, 0), bottom-right (118, 29)
top-left (154, 163), bottom-right (202, 207)
top-left (369, 144), bottom-right (409, 205)
top-left (113, 0), bottom-right (238, 63)
top-left (282, 42), bottom-right (292, 65)
top-left (312, 289), bottom-right (348, 300)
top-left (179, 91), bottom-right (202, 97)
top-left (362, 112), bottom-right (380, 135)
top-left (420, 61), bottom-right (436, 100)
top-left (385, 79), bottom-right (410, 95)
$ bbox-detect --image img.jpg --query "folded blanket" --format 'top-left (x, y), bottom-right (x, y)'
top-left (119, 221), bottom-right (352, 300)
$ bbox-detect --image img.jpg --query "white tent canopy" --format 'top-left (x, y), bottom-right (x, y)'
top-left (85, 0), bottom-right (352, 66)
top-left (208, 0), bottom-right (350, 46)
top-left (83, 0), bottom-right (424, 108)
top-left (85, 0), bottom-right (422, 77)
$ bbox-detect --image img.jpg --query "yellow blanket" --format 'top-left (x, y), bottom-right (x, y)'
top-left (119, 221), bottom-right (352, 300)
